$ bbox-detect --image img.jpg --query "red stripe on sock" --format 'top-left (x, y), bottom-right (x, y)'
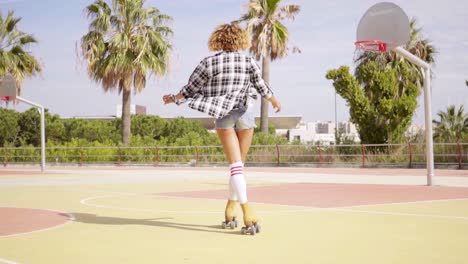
top-left (231, 172), bottom-right (243, 176)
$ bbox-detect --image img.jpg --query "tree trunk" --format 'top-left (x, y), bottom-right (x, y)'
top-left (260, 55), bottom-right (271, 133)
top-left (122, 88), bottom-right (131, 145)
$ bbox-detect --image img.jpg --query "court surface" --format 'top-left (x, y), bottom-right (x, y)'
top-left (1, 167), bottom-right (468, 264)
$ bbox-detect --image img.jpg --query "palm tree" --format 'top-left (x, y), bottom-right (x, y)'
top-left (80, 0), bottom-right (172, 144)
top-left (433, 105), bottom-right (468, 142)
top-left (237, 0), bottom-right (300, 133)
top-left (0, 11), bottom-right (42, 96)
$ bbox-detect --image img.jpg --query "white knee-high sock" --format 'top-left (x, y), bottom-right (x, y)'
top-left (230, 161), bottom-right (247, 204)
top-left (228, 177), bottom-right (238, 201)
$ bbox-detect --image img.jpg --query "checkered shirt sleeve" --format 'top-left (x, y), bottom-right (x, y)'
top-left (180, 60), bottom-right (209, 99)
top-left (249, 59), bottom-right (273, 99)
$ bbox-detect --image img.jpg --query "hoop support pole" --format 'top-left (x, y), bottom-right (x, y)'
top-left (16, 96), bottom-right (46, 173)
top-left (394, 47), bottom-right (434, 186)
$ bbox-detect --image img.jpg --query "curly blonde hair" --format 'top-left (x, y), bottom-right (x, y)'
top-left (208, 23), bottom-right (250, 52)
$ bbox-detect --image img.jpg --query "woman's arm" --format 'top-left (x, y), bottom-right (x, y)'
top-left (163, 59), bottom-right (209, 105)
top-left (267, 95), bottom-right (282, 113)
top-left (250, 59), bottom-right (281, 113)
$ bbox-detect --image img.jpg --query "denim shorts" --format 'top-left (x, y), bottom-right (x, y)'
top-left (215, 106), bottom-right (256, 130)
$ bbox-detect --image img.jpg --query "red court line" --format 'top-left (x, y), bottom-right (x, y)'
top-left (158, 183), bottom-right (468, 208)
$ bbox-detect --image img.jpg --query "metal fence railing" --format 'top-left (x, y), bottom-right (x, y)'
top-left (1, 143), bottom-right (467, 169)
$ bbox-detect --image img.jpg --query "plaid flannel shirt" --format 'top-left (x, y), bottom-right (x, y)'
top-left (179, 51), bottom-right (273, 119)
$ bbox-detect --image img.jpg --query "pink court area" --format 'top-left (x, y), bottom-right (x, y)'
top-left (0, 208), bottom-right (71, 236)
top-left (159, 183), bottom-right (468, 208)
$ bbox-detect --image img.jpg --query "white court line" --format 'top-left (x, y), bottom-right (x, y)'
top-left (0, 258), bottom-right (19, 264)
top-left (0, 208), bottom-right (75, 239)
top-left (340, 197), bottom-right (468, 209)
top-left (336, 208), bottom-right (468, 220)
top-left (79, 193), bottom-right (468, 221)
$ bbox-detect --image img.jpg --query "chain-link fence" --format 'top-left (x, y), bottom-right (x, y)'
top-left (1, 143), bottom-right (467, 169)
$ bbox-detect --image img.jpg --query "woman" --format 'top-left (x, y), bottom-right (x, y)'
top-left (163, 23), bottom-right (281, 234)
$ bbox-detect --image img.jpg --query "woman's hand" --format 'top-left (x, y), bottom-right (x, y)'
top-left (268, 96), bottom-right (282, 113)
top-left (163, 94), bottom-right (174, 104)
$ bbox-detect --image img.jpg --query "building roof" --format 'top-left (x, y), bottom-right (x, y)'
top-left (164, 116), bottom-right (302, 130)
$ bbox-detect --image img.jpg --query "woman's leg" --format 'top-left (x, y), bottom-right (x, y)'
top-left (216, 128), bottom-right (242, 164)
top-left (216, 129), bottom-right (244, 223)
top-left (236, 128), bottom-right (254, 163)
top-left (235, 128), bottom-right (258, 228)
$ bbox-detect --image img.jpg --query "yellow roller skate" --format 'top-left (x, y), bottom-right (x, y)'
top-left (240, 203), bottom-right (261, 235)
top-left (221, 200), bottom-right (238, 229)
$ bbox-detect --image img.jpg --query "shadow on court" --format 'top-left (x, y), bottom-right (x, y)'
top-left (69, 213), bottom-right (238, 235)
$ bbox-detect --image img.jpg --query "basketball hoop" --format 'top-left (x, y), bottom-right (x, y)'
top-left (355, 40), bottom-right (387, 53)
top-left (355, 40), bottom-right (406, 53)
top-left (0, 96), bottom-right (11, 101)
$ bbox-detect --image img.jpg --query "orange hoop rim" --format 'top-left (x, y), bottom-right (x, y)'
top-left (355, 40), bottom-right (387, 53)
top-left (0, 96), bottom-right (11, 101)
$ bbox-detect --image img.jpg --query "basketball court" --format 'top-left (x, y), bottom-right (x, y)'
top-left (1, 167), bottom-right (468, 264)
top-left (1, 2), bottom-right (466, 263)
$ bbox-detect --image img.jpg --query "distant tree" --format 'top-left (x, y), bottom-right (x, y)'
top-left (0, 108), bottom-right (19, 146)
top-left (62, 118), bottom-right (119, 143)
top-left (131, 115), bottom-right (167, 140)
top-left (80, 0), bottom-right (173, 145)
top-left (254, 122), bottom-right (276, 135)
top-left (17, 108), bottom-right (41, 146)
top-left (0, 11), bottom-right (41, 96)
top-left (433, 105), bottom-right (468, 142)
top-left (162, 118), bottom-right (210, 144)
top-left (46, 113), bottom-right (66, 143)
top-left (326, 62), bottom-right (418, 144)
top-left (238, 0), bottom-right (300, 133)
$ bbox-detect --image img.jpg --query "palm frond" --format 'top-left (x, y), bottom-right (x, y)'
top-left (270, 21), bottom-right (288, 60)
top-left (278, 4), bottom-right (300, 20)
top-left (80, 0), bottom-right (172, 96)
top-left (0, 10), bottom-right (41, 96)
top-left (264, 0), bottom-right (281, 17)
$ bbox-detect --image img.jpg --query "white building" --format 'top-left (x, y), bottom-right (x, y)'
top-left (116, 104), bottom-right (147, 117)
top-left (287, 121), bottom-right (360, 145)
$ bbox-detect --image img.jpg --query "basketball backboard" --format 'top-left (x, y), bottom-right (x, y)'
top-left (0, 75), bottom-right (17, 101)
top-left (356, 2), bottom-right (410, 52)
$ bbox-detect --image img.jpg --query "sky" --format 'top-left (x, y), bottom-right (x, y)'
top-left (1, 0), bottom-right (467, 126)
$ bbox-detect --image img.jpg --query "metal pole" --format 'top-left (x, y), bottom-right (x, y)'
top-left (394, 47), bottom-right (434, 185)
top-left (40, 106), bottom-right (46, 172)
top-left (423, 67), bottom-right (434, 185)
top-left (335, 92), bottom-right (338, 144)
top-left (16, 96), bottom-right (46, 172)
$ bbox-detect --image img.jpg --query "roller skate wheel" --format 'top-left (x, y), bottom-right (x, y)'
top-left (230, 221), bottom-right (236, 229)
top-left (254, 223), bottom-right (261, 233)
top-left (251, 226), bottom-right (257, 235)
top-left (241, 227), bottom-right (246, 235)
